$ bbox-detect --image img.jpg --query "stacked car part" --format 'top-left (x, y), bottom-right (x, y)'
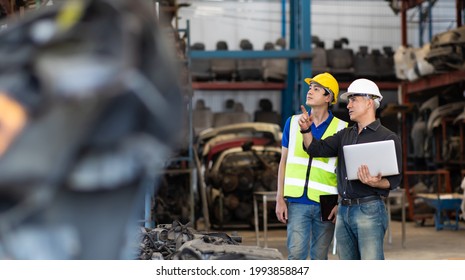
top-left (196, 122), bottom-right (282, 229)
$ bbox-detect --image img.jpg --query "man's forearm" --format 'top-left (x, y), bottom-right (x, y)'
top-left (302, 132), bottom-right (313, 149)
top-left (371, 178), bottom-right (390, 189)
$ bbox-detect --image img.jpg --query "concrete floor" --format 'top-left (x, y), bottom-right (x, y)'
top-left (231, 218), bottom-right (465, 260)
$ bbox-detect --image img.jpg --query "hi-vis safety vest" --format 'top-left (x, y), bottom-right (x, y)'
top-left (283, 115), bottom-right (347, 202)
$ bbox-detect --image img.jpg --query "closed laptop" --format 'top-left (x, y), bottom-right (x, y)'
top-left (343, 140), bottom-right (399, 180)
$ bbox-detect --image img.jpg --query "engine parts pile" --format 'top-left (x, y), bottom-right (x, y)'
top-left (394, 25), bottom-right (465, 82)
top-left (138, 221), bottom-right (283, 260)
top-left (196, 123), bottom-right (282, 228)
top-left (426, 25), bottom-right (465, 71)
top-left (153, 122), bottom-right (282, 229)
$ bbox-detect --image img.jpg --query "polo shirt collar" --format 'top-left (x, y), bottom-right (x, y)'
top-left (323, 110), bottom-right (334, 125)
top-left (354, 119), bottom-right (381, 131)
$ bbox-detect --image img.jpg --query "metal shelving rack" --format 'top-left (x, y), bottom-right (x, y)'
top-left (399, 0), bottom-right (465, 221)
top-left (145, 1), bottom-right (197, 229)
top-left (188, 0), bottom-right (313, 123)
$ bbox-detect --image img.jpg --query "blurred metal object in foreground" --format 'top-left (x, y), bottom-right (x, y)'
top-left (0, 0), bottom-right (183, 259)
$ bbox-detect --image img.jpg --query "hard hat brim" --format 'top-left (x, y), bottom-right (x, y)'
top-left (339, 91), bottom-right (383, 102)
top-left (304, 78), bottom-right (325, 89)
top-left (339, 91), bottom-right (351, 101)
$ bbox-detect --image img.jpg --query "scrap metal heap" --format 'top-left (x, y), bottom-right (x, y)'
top-left (138, 221), bottom-right (283, 260)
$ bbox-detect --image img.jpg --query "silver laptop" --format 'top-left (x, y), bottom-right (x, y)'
top-left (343, 140), bottom-right (399, 180)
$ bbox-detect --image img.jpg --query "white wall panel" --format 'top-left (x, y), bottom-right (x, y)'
top-left (177, 0), bottom-right (457, 51)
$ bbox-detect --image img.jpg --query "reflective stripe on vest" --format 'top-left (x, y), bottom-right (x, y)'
top-left (283, 115), bottom-right (347, 202)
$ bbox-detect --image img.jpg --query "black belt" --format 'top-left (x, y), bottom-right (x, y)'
top-left (340, 195), bottom-right (381, 206)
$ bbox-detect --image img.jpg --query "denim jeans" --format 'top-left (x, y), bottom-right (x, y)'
top-left (335, 199), bottom-right (388, 260)
top-left (287, 202), bottom-right (335, 260)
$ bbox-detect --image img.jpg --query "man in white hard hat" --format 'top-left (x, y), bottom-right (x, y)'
top-left (299, 78), bottom-right (402, 260)
top-left (275, 72), bottom-right (347, 260)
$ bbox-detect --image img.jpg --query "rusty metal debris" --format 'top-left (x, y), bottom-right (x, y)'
top-left (138, 221), bottom-right (283, 260)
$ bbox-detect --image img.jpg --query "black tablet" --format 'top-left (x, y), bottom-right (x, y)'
top-left (319, 194), bottom-right (338, 222)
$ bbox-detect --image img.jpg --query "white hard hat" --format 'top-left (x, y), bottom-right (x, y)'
top-left (340, 78), bottom-right (383, 102)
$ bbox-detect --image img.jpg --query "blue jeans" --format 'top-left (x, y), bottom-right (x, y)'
top-left (335, 199), bottom-right (388, 260)
top-left (287, 202), bottom-right (335, 260)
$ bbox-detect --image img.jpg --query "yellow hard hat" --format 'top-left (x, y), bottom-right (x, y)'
top-left (304, 72), bottom-right (339, 104)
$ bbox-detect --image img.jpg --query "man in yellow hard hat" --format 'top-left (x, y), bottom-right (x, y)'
top-left (275, 72), bottom-right (348, 260)
top-left (299, 78), bottom-right (402, 260)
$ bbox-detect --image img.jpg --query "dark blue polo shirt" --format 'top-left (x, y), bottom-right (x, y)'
top-left (307, 119), bottom-right (403, 199)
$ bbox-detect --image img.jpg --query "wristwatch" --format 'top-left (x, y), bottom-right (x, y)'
top-left (300, 127), bottom-right (311, 134)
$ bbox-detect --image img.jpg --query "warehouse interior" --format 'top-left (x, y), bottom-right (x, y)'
top-left (149, 0), bottom-right (465, 260)
top-left (0, 0), bottom-right (464, 260)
